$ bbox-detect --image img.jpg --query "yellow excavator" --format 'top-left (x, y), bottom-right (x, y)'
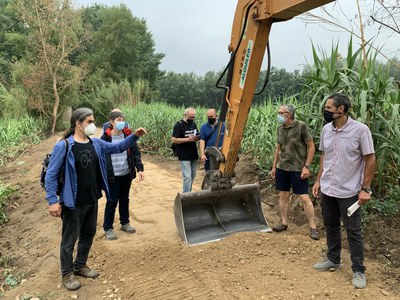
top-left (174, 0), bottom-right (335, 245)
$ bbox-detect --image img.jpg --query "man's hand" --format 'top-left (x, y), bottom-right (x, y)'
top-left (134, 127), bottom-right (147, 137)
top-left (187, 135), bottom-right (197, 142)
top-left (49, 202), bottom-right (61, 218)
top-left (138, 171), bottom-right (144, 181)
top-left (200, 154), bottom-right (207, 163)
top-left (312, 181), bottom-right (320, 198)
top-left (358, 190), bottom-right (371, 205)
top-left (270, 167), bottom-right (276, 179)
top-left (300, 166), bottom-right (311, 180)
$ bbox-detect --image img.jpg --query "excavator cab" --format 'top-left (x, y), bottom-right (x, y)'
top-left (174, 0), bottom-right (334, 245)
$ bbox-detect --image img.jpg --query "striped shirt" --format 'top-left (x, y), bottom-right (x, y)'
top-left (111, 134), bottom-right (130, 176)
top-left (319, 117), bottom-right (375, 198)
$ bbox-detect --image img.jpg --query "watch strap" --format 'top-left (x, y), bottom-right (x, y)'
top-left (361, 187), bottom-right (372, 193)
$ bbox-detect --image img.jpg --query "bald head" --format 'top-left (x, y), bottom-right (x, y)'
top-left (207, 109), bottom-right (217, 117)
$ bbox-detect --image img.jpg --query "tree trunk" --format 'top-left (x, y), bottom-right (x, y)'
top-left (51, 74), bottom-right (60, 134)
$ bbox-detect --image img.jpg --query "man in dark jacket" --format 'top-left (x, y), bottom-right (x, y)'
top-left (101, 111), bottom-right (144, 240)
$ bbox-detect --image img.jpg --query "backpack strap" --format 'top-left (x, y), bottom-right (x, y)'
top-left (62, 139), bottom-right (68, 166)
top-left (204, 124), bottom-right (218, 144)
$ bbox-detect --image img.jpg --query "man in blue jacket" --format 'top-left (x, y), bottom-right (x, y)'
top-left (199, 108), bottom-right (225, 171)
top-left (45, 108), bottom-right (146, 291)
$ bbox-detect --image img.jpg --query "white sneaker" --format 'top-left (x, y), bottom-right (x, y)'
top-left (121, 223), bottom-right (136, 233)
top-left (313, 258), bottom-right (341, 271)
top-left (105, 229), bottom-right (117, 240)
top-left (352, 272), bottom-right (367, 289)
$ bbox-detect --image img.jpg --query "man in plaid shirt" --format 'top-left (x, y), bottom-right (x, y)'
top-left (312, 93), bottom-right (376, 289)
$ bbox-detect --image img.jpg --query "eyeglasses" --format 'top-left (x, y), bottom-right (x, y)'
top-left (278, 111), bottom-right (289, 115)
top-left (207, 116), bottom-right (216, 119)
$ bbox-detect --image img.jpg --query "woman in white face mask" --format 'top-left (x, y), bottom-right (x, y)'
top-left (44, 107), bottom-right (146, 291)
top-left (100, 111), bottom-right (145, 241)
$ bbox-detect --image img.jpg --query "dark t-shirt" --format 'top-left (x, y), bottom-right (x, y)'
top-left (72, 141), bottom-right (102, 206)
top-left (172, 120), bottom-right (199, 161)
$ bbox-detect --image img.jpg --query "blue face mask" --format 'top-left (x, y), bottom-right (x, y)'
top-left (277, 115), bottom-right (286, 124)
top-left (115, 121), bottom-right (125, 131)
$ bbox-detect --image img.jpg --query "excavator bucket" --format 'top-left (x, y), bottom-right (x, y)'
top-left (174, 183), bottom-right (271, 245)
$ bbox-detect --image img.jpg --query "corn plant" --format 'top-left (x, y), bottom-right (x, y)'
top-left (300, 38), bottom-right (400, 204)
top-left (122, 102), bottom-right (207, 156)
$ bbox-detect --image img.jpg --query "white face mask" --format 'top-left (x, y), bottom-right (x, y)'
top-left (83, 123), bottom-right (96, 136)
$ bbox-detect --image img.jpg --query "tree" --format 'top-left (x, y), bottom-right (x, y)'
top-left (0, 0), bottom-right (27, 86)
top-left (80, 4), bottom-right (164, 89)
top-left (299, 0), bottom-right (400, 71)
top-left (369, 0), bottom-right (400, 36)
top-left (15, 0), bottom-right (88, 133)
top-left (251, 68), bottom-right (304, 104)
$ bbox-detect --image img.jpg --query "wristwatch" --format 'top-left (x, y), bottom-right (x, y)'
top-left (304, 163), bottom-right (310, 169)
top-left (361, 187), bottom-right (372, 194)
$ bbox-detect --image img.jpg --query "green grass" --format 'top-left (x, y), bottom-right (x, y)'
top-left (0, 116), bottom-right (47, 165)
top-left (0, 183), bottom-right (16, 225)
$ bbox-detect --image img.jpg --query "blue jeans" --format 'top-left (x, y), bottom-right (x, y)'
top-left (60, 202), bottom-right (98, 276)
top-left (180, 160), bottom-right (198, 193)
top-left (103, 174), bottom-right (132, 231)
top-left (321, 193), bottom-right (365, 273)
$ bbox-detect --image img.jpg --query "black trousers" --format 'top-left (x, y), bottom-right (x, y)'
top-left (60, 202), bottom-right (98, 276)
top-left (103, 174), bottom-right (132, 231)
top-left (321, 193), bottom-right (365, 273)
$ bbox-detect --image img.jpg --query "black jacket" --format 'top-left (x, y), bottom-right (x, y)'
top-left (101, 127), bottom-right (144, 182)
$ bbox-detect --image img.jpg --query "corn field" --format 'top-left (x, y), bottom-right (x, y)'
top-left (120, 40), bottom-right (399, 213)
top-left (0, 40), bottom-right (397, 218)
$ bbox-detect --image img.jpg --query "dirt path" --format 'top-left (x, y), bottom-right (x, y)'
top-left (0, 133), bottom-right (398, 299)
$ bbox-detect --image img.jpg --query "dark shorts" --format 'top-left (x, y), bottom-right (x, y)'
top-left (275, 168), bottom-right (309, 195)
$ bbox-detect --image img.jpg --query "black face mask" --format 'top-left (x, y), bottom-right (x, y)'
top-left (323, 110), bottom-right (335, 123)
top-left (324, 110), bottom-right (344, 123)
top-left (208, 118), bottom-right (216, 125)
top-left (186, 119), bottom-right (194, 125)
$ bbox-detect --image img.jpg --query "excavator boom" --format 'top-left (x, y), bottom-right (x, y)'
top-left (221, 0), bottom-right (334, 177)
top-left (175, 0), bottom-right (335, 245)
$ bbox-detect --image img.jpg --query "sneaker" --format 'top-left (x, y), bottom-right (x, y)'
top-left (121, 223), bottom-right (136, 233)
top-left (62, 272), bottom-right (81, 291)
top-left (105, 229), bottom-right (117, 240)
top-left (272, 223), bottom-right (288, 232)
top-left (310, 228), bottom-right (320, 240)
top-left (313, 258), bottom-right (341, 271)
top-left (74, 265), bottom-right (99, 279)
top-left (352, 272), bottom-right (367, 289)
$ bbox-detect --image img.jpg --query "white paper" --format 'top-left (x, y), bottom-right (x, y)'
top-left (347, 201), bottom-right (361, 217)
top-left (193, 129), bottom-right (197, 136)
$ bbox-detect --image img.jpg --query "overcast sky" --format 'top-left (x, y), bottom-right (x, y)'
top-left (74, 0), bottom-right (399, 75)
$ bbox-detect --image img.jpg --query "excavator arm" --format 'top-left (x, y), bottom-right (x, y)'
top-left (174, 0), bottom-right (335, 245)
top-left (218, 0), bottom-right (334, 180)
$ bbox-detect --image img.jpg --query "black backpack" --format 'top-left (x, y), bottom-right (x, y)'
top-left (170, 143), bottom-right (178, 156)
top-left (41, 139), bottom-right (68, 196)
top-left (171, 120), bottom-right (183, 157)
